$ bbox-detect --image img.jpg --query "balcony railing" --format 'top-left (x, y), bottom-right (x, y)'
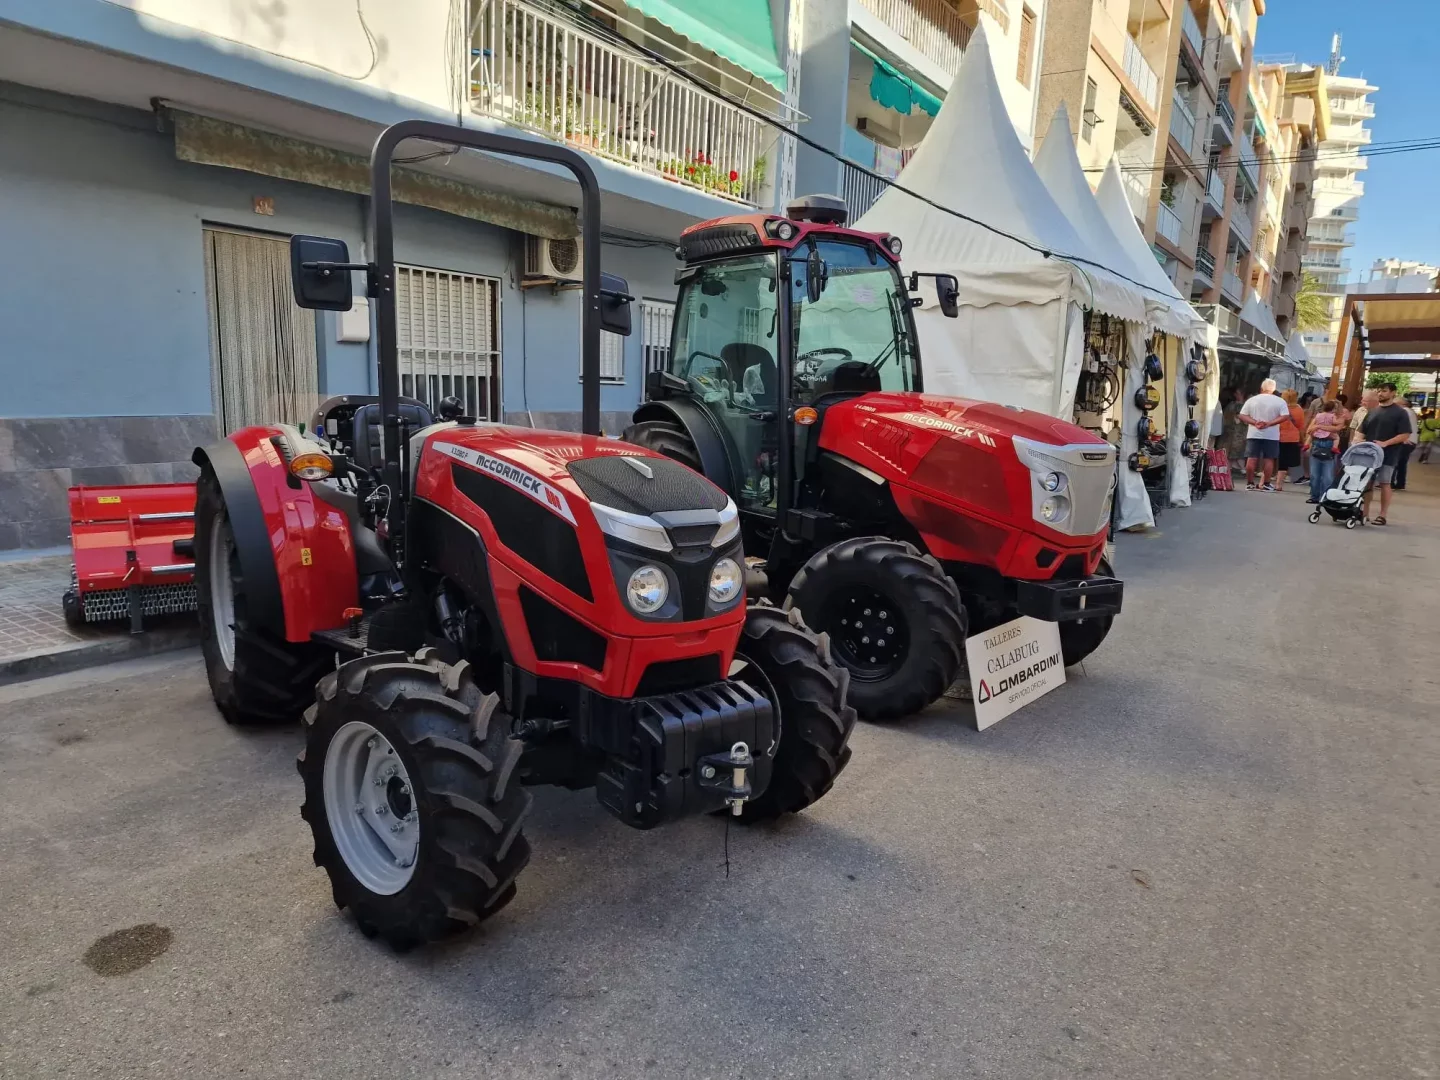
top-left (1195, 246), bottom-right (1217, 279)
top-left (1121, 167), bottom-right (1152, 220)
top-left (1215, 93), bottom-right (1236, 131)
top-left (1230, 201), bottom-right (1254, 245)
top-left (1122, 35), bottom-right (1160, 111)
top-left (1237, 140), bottom-right (1259, 185)
top-left (1223, 269), bottom-right (1244, 300)
top-left (1169, 89), bottom-right (1196, 156)
top-left (1315, 177), bottom-right (1365, 196)
top-left (1156, 200), bottom-right (1184, 247)
top-left (842, 163), bottom-right (890, 225)
top-left (1206, 168), bottom-right (1226, 210)
top-left (1181, 3), bottom-right (1204, 56)
top-left (856, 0), bottom-right (974, 76)
top-left (469, 0), bottom-right (771, 205)
top-left (1263, 184), bottom-right (1280, 225)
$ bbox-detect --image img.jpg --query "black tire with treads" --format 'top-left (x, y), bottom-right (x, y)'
top-left (298, 651), bottom-right (532, 950)
top-left (194, 467), bottom-right (332, 725)
top-left (621, 420), bottom-right (703, 471)
top-left (1057, 556), bottom-right (1117, 668)
top-left (785, 537), bottom-right (966, 722)
top-left (733, 604), bottom-right (856, 822)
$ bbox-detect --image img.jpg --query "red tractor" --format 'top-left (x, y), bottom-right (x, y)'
top-left (625, 196), bottom-right (1123, 721)
top-left (190, 123), bottom-right (855, 950)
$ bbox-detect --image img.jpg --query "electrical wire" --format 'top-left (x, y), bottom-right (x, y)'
top-left (293, 0), bottom-right (380, 82)
top-left (1092, 136), bottom-right (1440, 176)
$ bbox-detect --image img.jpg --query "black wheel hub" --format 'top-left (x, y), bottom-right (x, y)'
top-left (823, 588), bottom-right (909, 681)
top-left (385, 774), bottom-right (413, 819)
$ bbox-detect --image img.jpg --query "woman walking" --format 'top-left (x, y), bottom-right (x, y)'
top-left (1419, 408), bottom-right (1439, 464)
top-left (1306, 399), bottom-right (1344, 503)
top-left (1276, 388), bottom-right (1305, 490)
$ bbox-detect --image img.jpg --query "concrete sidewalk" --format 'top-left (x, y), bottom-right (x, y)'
top-left (0, 551), bottom-right (198, 685)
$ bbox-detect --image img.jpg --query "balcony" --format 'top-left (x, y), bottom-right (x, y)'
top-left (1315, 176), bottom-right (1365, 196)
top-left (1212, 94), bottom-right (1235, 146)
top-left (856, 0), bottom-right (974, 76)
top-left (1218, 32), bottom-right (1242, 76)
top-left (1278, 250), bottom-right (1300, 276)
top-left (1329, 97), bottom-right (1375, 118)
top-left (1156, 200), bottom-right (1184, 247)
top-left (1122, 35), bottom-right (1160, 113)
top-left (1181, 3), bottom-right (1204, 57)
top-left (1203, 168), bottom-right (1226, 216)
top-left (1169, 90), bottom-right (1196, 157)
top-left (1263, 184), bottom-right (1280, 226)
top-left (1192, 244), bottom-right (1215, 279)
top-left (469, 0), bottom-right (772, 206)
top-left (841, 162), bottom-right (890, 224)
top-left (1229, 201), bottom-right (1254, 246)
top-left (1223, 268), bottom-right (1244, 302)
top-left (1122, 168), bottom-right (1152, 221)
top-left (1237, 140), bottom-right (1259, 186)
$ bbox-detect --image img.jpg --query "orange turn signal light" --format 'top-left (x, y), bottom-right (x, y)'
top-left (289, 452), bottom-right (334, 481)
top-left (793, 406), bottom-right (819, 426)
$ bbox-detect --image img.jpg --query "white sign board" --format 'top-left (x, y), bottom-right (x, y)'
top-left (965, 616), bottom-right (1066, 731)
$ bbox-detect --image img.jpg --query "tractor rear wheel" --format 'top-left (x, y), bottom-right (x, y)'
top-left (732, 604), bottom-right (855, 822)
top-left (786, 537), bottom-right (966, 722)
top-left (194, 468), bottom-right (331, 724)
top-left (621, 420), bottom-right (702, 472)
top-left (298, 651), bottom-right (531, 950)
top-left (1058, 557), bottom-right (1117, 668)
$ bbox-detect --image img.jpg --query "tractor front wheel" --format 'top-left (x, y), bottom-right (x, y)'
top-left (732, 604), bottom-right (856, 822)
top-left (621, 420), bottom-right (702, 471)
top-left (786, 537), bottom-right (966, 722)
top-left (298, 651), bottom-right (532, 950)
top-left (1057, 557), bottom-right (1117, 668)
top-left (194, 468), bottom-right (331, 724)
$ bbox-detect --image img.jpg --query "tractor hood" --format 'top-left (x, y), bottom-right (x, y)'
top-left (818, 392), bottom-right (1115, 577)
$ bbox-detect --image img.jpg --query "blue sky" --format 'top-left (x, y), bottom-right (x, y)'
top-left (1257, 0), bottom-right (1439, 281)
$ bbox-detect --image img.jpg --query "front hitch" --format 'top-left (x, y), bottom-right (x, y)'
top-left (697, 741), bottom-right (754, 815)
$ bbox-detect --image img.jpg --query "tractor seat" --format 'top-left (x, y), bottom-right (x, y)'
top-left (721, 343), bottom-right (776, 408)
top-left (350, 402), bottom-right (435, 474)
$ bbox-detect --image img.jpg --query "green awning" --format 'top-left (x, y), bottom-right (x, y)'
top-left (627, 0), bottom-right (786, 90)
top-left (855, 41), bottom-right (941, 118)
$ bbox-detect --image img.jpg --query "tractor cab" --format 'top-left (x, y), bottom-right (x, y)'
top-left (645, 195), bottom-right (955, 525)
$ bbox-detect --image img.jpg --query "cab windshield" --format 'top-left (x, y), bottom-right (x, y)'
top-left (668, 240), bottom-right (920, 411)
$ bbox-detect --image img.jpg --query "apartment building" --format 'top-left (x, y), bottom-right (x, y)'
top-left (796, 0), bottom-right (1048, 224)
top-left (1035, 0), bottom-right (1176, 231)
top-left (0, 0), bottom-right (797, 548)
top-left (1360, 259), bottom-right (1440, 294)
top-left (1298, 67), bottom-right (1378, 373)
top-left (1268, 65), bottom-right (1330, 338)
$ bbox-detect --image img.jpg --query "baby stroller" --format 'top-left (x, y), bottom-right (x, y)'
top-left (1308, 441), bottom-right (1384, 529)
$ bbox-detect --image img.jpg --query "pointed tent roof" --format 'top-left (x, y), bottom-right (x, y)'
top-left (1033, 105), bottom-right (1151, 322)
top-left (1285, 331), bottom-right (1312, 369)
top-left (1094, 160), bottom-right (1206, 339)
top-left (854, 24), bottom-right (1143, 321)
top-left (1242, 289), bottom-right (1285, 343)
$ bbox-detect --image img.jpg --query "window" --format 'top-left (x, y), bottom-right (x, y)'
top-left (592, 330), bottom-right (625, 384)
top-left (395, 264), bottom-right (501, 420)
top-left (1016, 6), bottom-right (1037, 89)
top-left (639, 299), bottom-right (674, 376)
top-left (1082, 78), bottom-right (1098, 142)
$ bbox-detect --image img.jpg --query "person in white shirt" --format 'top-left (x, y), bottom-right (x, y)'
top-left (1238, 378), bottom-right (1291, 490)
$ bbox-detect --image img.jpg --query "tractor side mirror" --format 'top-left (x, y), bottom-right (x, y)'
top-left (805, 247), bottom-right (827, 304)
top-left (934, 274), bottom-right (959, 319)
top-left (599, 272), bottom-right (633, 337)
top-left (289, 235), bottom-right (355, 311)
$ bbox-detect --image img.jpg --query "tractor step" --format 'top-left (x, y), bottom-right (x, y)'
top-left (312, 616), bottom-right (372, 657)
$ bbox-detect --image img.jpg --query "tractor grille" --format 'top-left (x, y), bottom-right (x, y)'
top-left (80, 583), bottom-right (197, 622)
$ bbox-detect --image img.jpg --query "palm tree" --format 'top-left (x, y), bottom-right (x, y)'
top-left (1294, 272), bottom-right (1330, 333)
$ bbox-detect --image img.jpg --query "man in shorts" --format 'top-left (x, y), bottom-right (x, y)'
top-left (1238, 378), bottom-right (1290, 490)
top-left (1359, 381), bottom-right (1413, 525)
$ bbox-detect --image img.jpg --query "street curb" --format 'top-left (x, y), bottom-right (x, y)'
top-left (0, 625), bottom-right (202, 687)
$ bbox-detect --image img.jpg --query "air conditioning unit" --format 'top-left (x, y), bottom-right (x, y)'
top-left (525, 235), bottom-right (582, 280)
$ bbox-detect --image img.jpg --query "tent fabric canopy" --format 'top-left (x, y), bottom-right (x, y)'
top-left (1093, 161), bottom-right (1207, 341)
top-left (855, 41), bottom-right (942, 117)
top-left (627, 0), bottom-right (786, 90)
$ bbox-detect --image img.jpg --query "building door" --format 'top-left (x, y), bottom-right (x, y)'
top-left (203, 227), bottom-right (319, 433)
top-left (394, 264), bottom-right (502, 420)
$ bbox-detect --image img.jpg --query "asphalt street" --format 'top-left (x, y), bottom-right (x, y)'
top-left (1, 474), bottom-right (1436, 1079)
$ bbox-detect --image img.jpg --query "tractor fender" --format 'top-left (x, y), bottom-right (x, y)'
top-left (632, 398), bottom-right (736, 494)
top-left (193, 430), bottom-right (360, 642)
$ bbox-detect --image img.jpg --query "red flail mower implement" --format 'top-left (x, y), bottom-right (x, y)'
top-left (62, 482), bottom-right (198, 631)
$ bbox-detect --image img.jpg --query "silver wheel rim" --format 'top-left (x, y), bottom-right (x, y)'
top-left (322, 721), bottom-right (420, 895)
top-left (209, 514), bottom-right (237, 671)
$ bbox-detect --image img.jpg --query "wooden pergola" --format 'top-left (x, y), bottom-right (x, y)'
top-left (1325, 292), bottom-right (1440, 403)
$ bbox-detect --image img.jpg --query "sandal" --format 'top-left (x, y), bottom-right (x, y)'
top-left (1372, 517), bottom-right (1387, 526)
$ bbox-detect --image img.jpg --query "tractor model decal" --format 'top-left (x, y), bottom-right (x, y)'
top-left (431, 441), bottom-right (577, 525)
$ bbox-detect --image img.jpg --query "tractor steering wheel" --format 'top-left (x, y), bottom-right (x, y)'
top-left (794, 347), bottom-right (853, 387)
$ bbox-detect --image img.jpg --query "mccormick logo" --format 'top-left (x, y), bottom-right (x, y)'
top-left (431, 441), bottom-right (576, 524)
top-left (896, 412), bottom-right (998, 447)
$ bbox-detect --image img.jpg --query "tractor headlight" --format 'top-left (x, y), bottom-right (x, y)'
top-left (708, 558), bottom-right (743, 606)
top-left (1041, 471), bottom-right (1065, 492)
top-left (1040, 495), bottom-right (1070, 523)
top-left (626, 565), bottom-right (669, 614)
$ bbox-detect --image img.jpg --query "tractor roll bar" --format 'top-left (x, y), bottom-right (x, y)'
top-left (368, 121), bottom-right (605, 512)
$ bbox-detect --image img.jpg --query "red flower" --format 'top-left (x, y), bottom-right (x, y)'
top-left (705, 155), bottom-right (713, 165)
top-left (696, 152), bottom-right (705, 162)
top-left (729, 170), bottom-right (739, 182)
